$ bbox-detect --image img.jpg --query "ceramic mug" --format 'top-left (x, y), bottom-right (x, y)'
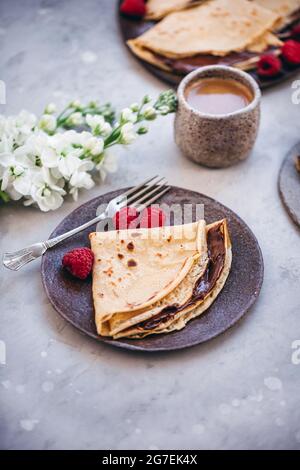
top-left (174, 65), bottom-right (261, 168)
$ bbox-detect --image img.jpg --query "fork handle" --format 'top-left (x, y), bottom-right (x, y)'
top-left (45, 212), bottom-right (107, 248)
top-left (2, 212), bottom-right (108, 271)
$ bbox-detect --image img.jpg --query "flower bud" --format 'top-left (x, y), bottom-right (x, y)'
top-left (130, 103), bottom-right (139, 112)
top-left (143, 95), bottom-right (151, 104)
top-left (44, 103), bottom-right (57, 114)
top-left (68, 112), bottom-right (84, 126)
top-left (159, 105), bottom-right (169, 115)
top-left (70, 99), bottom-right (82, 109)
top-left (143, 106), bottom-right (157, 121)
top-left (137, 126), bottom-right (148, 135)
top-left (88, 101), bottom-right (98, 109)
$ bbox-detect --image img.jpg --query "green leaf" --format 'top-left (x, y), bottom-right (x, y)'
top-left (0, 189), bottom-right (10, 203)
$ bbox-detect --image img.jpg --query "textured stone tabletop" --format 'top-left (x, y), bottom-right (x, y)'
top-left (0, 0), bottom-right (300, 450)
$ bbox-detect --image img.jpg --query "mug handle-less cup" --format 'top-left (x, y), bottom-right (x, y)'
top-left (174, 65), bottom-right (261, 168)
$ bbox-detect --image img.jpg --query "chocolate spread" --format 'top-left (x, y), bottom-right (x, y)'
top-left (139, 222), bottom-right (226, 330)
top-left (157, 50), bottom-right (260, 74)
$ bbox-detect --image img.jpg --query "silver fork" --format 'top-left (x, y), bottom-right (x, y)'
top-left (3, 176), bottom-right (170, 271)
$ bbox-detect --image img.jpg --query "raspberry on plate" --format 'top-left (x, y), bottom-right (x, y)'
top-left (282, 40), bottom-right (300, 65)
top-left (113, 206), bottom-right (140, 230)
top-left (120, 0), bottom-right (146, 18)
top-left (257, 54), bottom-right (282, 78)
top-left (62, 247), bottom-right (94, 280)
top-left (139, 207), bottom-right (166, 229)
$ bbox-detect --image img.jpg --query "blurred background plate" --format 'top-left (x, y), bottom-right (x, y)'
top-left (278, 142), bottom-right (300, 229)
top-left (118, 2), bottom-right (300, 89)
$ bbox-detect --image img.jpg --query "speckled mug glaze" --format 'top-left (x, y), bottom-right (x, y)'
top-left (175, 66), bottom-right (261, 168)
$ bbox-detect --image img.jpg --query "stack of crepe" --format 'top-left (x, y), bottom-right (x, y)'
top-left (145, 0), bottom-right (300, 22)
top-left (252, 0), bottom-right (300, 27)
top-left (145, 0), bottom-right (204, 20)
top-left (128, 0), bottom-right (300, 73)
top-left (89, 218), bottom-right (232, 339)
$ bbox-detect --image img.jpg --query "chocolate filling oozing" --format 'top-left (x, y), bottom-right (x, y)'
top-left (139, 222), bottom-right (226, 331)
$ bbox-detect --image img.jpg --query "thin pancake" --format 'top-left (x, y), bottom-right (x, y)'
top-left (129, 0), bottom-right (280, 58)
top-left (108, 220), bottom-right (207, 336)
top-left (252, 0), bottom-right (300, 27)
top-left (90, 222), bottom-right (203, 335)
top-left (145, 0), bottom-right (203, 20)
top-left (114, 219), bottom-right (232, 339)
top-left (127, 32), bottom-right (281, 73)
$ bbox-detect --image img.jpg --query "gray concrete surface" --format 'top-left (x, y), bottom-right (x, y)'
top-left (0, 0), bottom-right (300, 450)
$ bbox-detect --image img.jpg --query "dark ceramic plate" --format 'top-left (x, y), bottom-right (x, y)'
top-left (118, 4), bottom-right (300, 89)
top-left (41, 186), bottom-right (264, 352)
top-left (278, 142), bottom-right (300, 229)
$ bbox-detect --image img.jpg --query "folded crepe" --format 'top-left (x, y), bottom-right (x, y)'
top-left (89, 221), bottom-right (206, 335)
top-left (252, 0), bottom-right (300, 27)
top-left (113, 219), bottom-right (232, 339)
top-left (90, 219), bottom-right (232, 340)
top-left (145, 0), bottom-right (203, 20)
top-left (128, 0), bottom-right (280, 61)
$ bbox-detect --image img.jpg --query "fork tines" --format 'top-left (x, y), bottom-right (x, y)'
top-left (120, 176), bottom-right (169, 210)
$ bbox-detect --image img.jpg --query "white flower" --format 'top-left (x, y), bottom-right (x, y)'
top-left (120, 122), bottom-right (136, 145)
top-left (91, 140), bottom-right (104, 157)
top-left (0, 110), bottom-right (37, 147)
top-left (67, 112), bottom-right (84, 127)
top-left (0, 133), bottom-right (14, 154)
top-left (25, 167), bottom-right (66, 212)
top-left (0, 148), bottom-right (29, 200)
top-left (83, 136), bottom-right (104, 155)
top-left (14, 133), bottom-right (58, 169)
top-left (69, 171), bottom-right (95, 201)
top-left (39, 114), bottom-right (57, 133)
top-left (44, 103), bottom-right (57, 114)
top-left (97, 150), bottom-right (119, 181)
top-left (85, 114), bottom-right (112, 136)
top-left (57, 153), bottom-right (83, 179)
top-left (100, 121), bottom-right (112, 137)
top-left (85, 114), bottom-right (102, 129)
top-left (120, 108), bottom-right (137, 124)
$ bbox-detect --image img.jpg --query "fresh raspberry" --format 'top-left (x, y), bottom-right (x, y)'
top-left (62, 247), bottom-right (94, 280)
top-left (257, 54), bottom-right (282, 77)
top-left (139, 207), bottom-right (166, 229)
top-left (282, 40), bottom-right (300, 65)
top-left (113, 206), bottom-right (139, 230)
top-left (291, 24), bottom-right (300, 41)
top-left (120, 0), bottom-right (146, 18)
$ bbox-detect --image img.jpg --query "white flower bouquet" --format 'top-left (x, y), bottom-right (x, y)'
top-left (0, 91), bottom-right (177, 211)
